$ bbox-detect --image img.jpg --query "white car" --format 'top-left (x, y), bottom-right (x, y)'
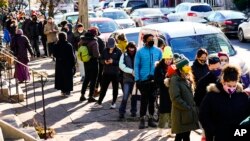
top-left (108, 2), bottom-right (123, 8)
top-left (238, 18), bottom-right (250, 42)
top-left (61, 11), bottom-right (97, 25)
top-left (167, 2), bottom-right (213, 22)
top-left (102, 8), bottom-right (136, 29)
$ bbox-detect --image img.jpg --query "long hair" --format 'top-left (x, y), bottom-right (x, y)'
top-left (176, 69), bottom-right (196, 92)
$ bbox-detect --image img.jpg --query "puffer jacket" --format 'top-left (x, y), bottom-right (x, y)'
top-left (119, 52), bottom-right (135, 83)
top-left (117, 40), bottom-right (128, 53)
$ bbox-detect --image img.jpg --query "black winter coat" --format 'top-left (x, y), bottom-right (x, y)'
top-left (194, 72), bottom-right (219, 107)
top-left (191, 59), bottom-right (209, 85)
top-left (54, 41), bottom-right (76, 92)
top-left (199, 83), bottom-right (250, 141)
top-left (28, 20), bottom-right (40, 39)
top-left (154, 59), bottom-right (172, 113)
top-left (101, 47), bottom-right (122, 75)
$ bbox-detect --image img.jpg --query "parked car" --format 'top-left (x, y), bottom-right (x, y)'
top-left (167, 2), bottom-right (213, 22)
top-left (206, 10), bottom-right (247, 35)
top-left (138, 22), bottom-right (236, 61)
top-left (108, 2), bottom-right (123, 8)
top-left (160, 7), bottom-right (175, 16)
top-left (130, 8), bottom-right (168, 27)
top-left (110, 27), bottom-right (141, 45)
top-left (89, 18), bottom-right (120, 42)
top-left (102, 8), bottom-right (136, 29)
top-left (122, 0), bottom-right (148, 14)
top-left (238, 17), bottom-right (250, 42)
top-left (61, 11), bottom-right (97, 25)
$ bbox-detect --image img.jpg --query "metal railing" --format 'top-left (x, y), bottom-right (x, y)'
top-left (0, 45), bottom-right (48, 139)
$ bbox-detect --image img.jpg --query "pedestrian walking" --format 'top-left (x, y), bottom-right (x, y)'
top-left (38, 15), bottom-right (47, 57)
top-left (154, 47), bottom-right (174, 136)
top-left (28, 13), bottom-right (40, 57)
top-left (169, 54), bottom-right (199, 141)
top-left (54, 32), bottom-right (76, 96)
top-left (118, 41), bottom-right (138, 119)
top-left (134, 34), bottom-right (162, 129)
top-left (191, 48), bottom-right (209, 85)
top-left (194, 55), bottom-right (221, 107)
top-left (10, 29), bottom-right (34, 83)
top-left (199, 65), bottom-right (250, 141)
top-left (79, 31), bottom-right (100, 102)
top-left (93, 37), bottom-right (122, 108)
top-left (44, 17), bottom-right (59, 58)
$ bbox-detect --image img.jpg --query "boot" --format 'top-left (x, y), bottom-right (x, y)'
top-left (148, 115), bottom-right (157, 128)
top-left (138, 116), bottom-right (146, 129)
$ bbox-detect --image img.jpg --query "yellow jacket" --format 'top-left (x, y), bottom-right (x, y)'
top-left (117, 40), bottom-right (128, 53)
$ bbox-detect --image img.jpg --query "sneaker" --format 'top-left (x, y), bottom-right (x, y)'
top-left (110, 104), bottom-right (116, 109)
top-left (88, 97), bottom-right (97, 103)
top-left (92, 103), bottom-right (103, 109)
top-left (79, 95), bottom-right (87, 101)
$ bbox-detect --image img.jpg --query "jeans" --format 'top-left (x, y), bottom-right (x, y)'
top-left (81, 59), bottom-right (98, 98)
top-left (175, 131), bottom-right (190, 141)
top-left (41, 37), bottom-right (47, 56)
top-left (95, 62), bottom-right (103, 89)
top-left (30, 38), bottom-right (40, 57)
top-left (98, 73), bottom-right (119, 105)
top-left (119, 82), bottom-right (137, 115)
top-left (137, 81), bottom-right (156, 117)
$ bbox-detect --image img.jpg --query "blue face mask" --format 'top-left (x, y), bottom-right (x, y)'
top-left (211, 69), bottom-right (221, 77)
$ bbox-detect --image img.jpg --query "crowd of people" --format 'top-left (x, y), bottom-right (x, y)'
top-left (1, 11), bottom-right (250, 141)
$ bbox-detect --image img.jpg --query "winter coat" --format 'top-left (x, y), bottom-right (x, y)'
top-left (117, 40), bottom-right (128, 53)
top-left (154, 59), bottom-right (172, 113)
top-left (194, 72), bottom-right (219, 107)
top-left (97, 36), bottom-right (105, 56)
top-left (54, 40), bottom-right (76, 92)
top-left (73, 31), bottom-right (86, 50)
top-left (169, 74), bottom-right (199, 134)
top-left (3, 28), bottom-right (11, 43)
top-left (38, 20), bottom-right (47, 40)
top-left (119, 52), bottom-right (135, 83)
top-left (44, 22), bottom-right (59, 43)
top-left (199, 83), bottom-right (250, 141)
top-left (10, 34), bottom-right (34, 64)
top-left (22, 18), bottom-right (31, 38)
top-left (81, 36), bottom-right (100, 59)
top-left (28, 20), bottom-right (40, 39)
top-left (134, 46), bottom-right (162, 81)
top-left (191, 59), bottom-right (209, 85)
top-left (101, 47), bottom-right (122, 75)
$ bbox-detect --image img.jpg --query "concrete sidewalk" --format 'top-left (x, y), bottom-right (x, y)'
top-left (3, 57), bottom-right (202, 141)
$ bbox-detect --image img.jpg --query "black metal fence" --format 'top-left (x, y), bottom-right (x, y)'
top-left (0, 45), bottom-right (48, 139)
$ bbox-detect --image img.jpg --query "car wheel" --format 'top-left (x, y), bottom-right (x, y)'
top-left (238, 29), bottom-right (246, 42)
top-left (180, 19), bottom-right (184, 21)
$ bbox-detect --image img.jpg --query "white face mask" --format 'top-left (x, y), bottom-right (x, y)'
top-left (221, 62), bottom-right (228, 68)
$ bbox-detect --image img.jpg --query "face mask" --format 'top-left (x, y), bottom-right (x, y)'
top-left (223, 85), bottom-right (237, 94)
top-left (182, 65), bottom-right (191, 74)
top-left (211, 69), bottom-right (221, 77)
top-left (147, 41), bottom-right (154, 47)
top-left (221, 62), bottom-right (227, 67)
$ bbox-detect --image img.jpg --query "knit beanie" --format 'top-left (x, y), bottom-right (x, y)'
top-left (218, 52), bottom-right (229, 60)
top-left (162, 46), bottom-right (173, 59)
top-left (174, 53), bottom-right (190, 69)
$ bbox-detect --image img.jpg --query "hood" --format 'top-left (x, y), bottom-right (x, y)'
top-left (207, 83), bottom-right (244, 93)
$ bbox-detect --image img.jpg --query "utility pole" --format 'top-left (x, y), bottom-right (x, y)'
top-left (79, 0), bottom-right (89, 29)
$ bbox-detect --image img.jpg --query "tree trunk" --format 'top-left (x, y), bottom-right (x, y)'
top-left (78, 0), bottom-right (89, 29)
top-left (48, 0), bottom-right (54, 17)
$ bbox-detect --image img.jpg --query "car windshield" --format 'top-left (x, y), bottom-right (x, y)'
top-left (90, 21), bottom-right (119, 33)
top-left (115, 3), bottom-right (123, 8)
top-left (169, 33), bottom-right (236, 61)
top-left (102, 11), bottom-right (129, 19)
top-left (66, 15), bottom-right (78, 24)
top-left (191, 5), bottom-right (212, 12)
top-left (127, 1), bottom-right (145, 7)
top-left (89, 13), bottom-right (97, 18)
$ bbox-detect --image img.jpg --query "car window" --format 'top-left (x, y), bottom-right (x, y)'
top-left (115, 3), bottom-right (123, 8)
top-left (126, 33), bottom-right (139, 45)
top-left (214, 13), bottom-right (225, 21)
top-left (191, 5), bottom-right (212, 12)
top-left (179, 5), bottom-right (189, 12)
top-left (127, 1), bottom-right (145, 7)
top-left (207, 12), bottom-right (216, 21)
top-left (66, 15), bottom-right (78, 24)
top-left (90, 21), bottom-right (119, 33)
top-left (102, 11), bottom-right (129, 19)
top-left (169, 33), bottom-right (235, 61)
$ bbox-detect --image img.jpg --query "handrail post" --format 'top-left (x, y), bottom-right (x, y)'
top-left (15, 78), bottom-right (19, 103)
top-left (0, 69), bottom-right (3, 96)
top-left (8, 67), bottom-right (12, 103)
top-left (32, 71), bottom-right (37, 112)
top-left (25, 80), bottom-right (28, 107)
top-left (41, 75), bottom-right (47, 140)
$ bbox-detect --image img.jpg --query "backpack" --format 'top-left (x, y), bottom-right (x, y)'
top-left (77, 45), bottom-right (91, 62)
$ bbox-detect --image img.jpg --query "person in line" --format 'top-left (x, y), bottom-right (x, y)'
top-left (38, 15), bottom-right (47, 57)
top-left (10, 29), bottom-right (34, 83)
top-left (119, 42), bottom-right (138, 119)
top-left (199, 65), bottom-right (250, 141)
top-left (44, 17), bottom-right (59, 59)
top-left (169, 54), bottom-right (199, 141)
top-left (191, 48), bottom-right (209, 85)
top-left (54, 32), bottom-right (76, 96)
top-left (93, 37), bottom-right (122, 109)
top-left (79, 30), bottom-right (100, 102)
top-left (116, 33), bottom-right (128, 53)
top-left (194, 55), bottom-right (221, 108)
top-left (134, 34), bottom-right (162, 129)
top-left (154, 47), bottom-right (174, 136)
top-left (28, 13), bottom-right (40, 57)
top-left (73, 23), bottom-right (86, 81)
